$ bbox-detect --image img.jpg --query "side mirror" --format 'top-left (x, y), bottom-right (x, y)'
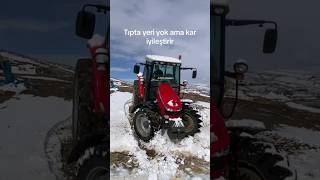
top-left (263, 28), bottom-right (277, 53)
top-left (133, 65), bottom-right (140, 74)
top-left (76, 11), bottom-right (95, 39)
top-left (192, 70), bottom-right (197, 79)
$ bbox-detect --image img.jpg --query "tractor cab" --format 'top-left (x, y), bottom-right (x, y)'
top-left (134, 55), bottom-right (197, 102)
top-left (135, 55), bottom-right (182, 100)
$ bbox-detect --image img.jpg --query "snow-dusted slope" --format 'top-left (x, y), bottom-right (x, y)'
top-left (226, 70), bottom-right (320, 109)
top-left (110, 92), bottom-right (210, 179)
top-left (0, 50), bottom-right (73, 81)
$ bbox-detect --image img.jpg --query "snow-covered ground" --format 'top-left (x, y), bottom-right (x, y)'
top-left (275, 124), bottom-right (320, 179)
top-left (228, 118), bottom-right (320, 180)
top-left (0, 88), bottom-right (71, 179)
top-left (110, 92), bottom-right (210, 179)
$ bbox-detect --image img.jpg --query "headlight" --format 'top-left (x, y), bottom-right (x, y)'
top-left (233, 61), bottom-right (248, 74)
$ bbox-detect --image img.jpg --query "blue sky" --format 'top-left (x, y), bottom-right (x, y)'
top-left (0, 0), bottom-right (106, 66)
top-left (110, 0), bottom-right (210, 84)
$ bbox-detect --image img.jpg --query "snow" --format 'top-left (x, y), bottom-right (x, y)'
top-left (0, 83), bottom-right (26, 94)
top-left (146, 55), bottom-right (181, 64)
top-left (110, 92), bottom-right (210, 179)
top-left (181, 99), bottom-right (194, 103)
top-left (286, 102), bottom-right (320, 113)
top-left (21, 75), bottom-right (70, 83)
top-left (248, 92), bottom-right (290, 101)
top-left (110, 92), bottom-right (139, 153)
top-left (11, 64), bottom-right (36, 75)
top-left (225, 119), bottom-right (266, 129)
top-left (87, 34), bottom-right (105, 48)
top-left (225, 71), bottom-right (320, 108)
top-left (289, 150), bottom-right (320, 180)
top-left (0, 95), bottom-right (71, 180)
top-left (275, 124), bottom-right (320, 146)
top-left (273, 124), bottom-right (320, 179)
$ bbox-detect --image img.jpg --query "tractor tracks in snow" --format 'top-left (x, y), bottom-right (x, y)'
top-left (44, 116), bottom-right (73, 180)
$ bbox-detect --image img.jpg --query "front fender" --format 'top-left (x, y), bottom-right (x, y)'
top-left (67, 132), bottom-right (108, 163)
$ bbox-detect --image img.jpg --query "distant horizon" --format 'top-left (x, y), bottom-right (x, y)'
top-left (2, 49), bottom-right (319, 76)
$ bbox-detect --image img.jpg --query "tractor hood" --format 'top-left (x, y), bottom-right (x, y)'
top-left (157, 83), bottom-right (182, 112)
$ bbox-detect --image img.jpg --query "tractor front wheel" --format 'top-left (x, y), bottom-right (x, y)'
top-left (182, 108), bottom-right (202, 137)
top-left (133, 109), bottom-right (154, 142)
top-left (230, 136), bottom-right (295, 180)
top-left (72, 59), bottom-right (92, 142)
top-left (76, 145), bottom-right (108, 180)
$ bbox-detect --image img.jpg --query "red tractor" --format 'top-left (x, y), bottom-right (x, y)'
top-left (211, 1), bottom-right (295, 180)
top-left (130, 55), bottom-right (202, 141)
top-left (67, 3), bottom-right (109, 180)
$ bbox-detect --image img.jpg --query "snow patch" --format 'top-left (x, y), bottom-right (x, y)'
top-left (286, 102), bottom-right (320, 113)
top-left (0, 95), bottom-right (71, 180)
top-left (275, 124), bottom-right (320, 146)
top-left (0, 82), bottom-right (26, 94)
top-left (226, 119), bottom-right (266, 129)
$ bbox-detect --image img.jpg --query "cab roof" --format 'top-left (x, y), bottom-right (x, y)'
top-left (145, 55), bottom-right (181, 64)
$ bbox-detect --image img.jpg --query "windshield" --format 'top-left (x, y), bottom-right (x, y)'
top-left (151, 64), bottom-right (180, 86)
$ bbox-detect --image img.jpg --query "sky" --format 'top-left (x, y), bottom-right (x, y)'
top-left (110, 0), bottom-right (210, 84)
top-left (0, 0), bottom-right (106, 66)
top-left (225, 0), bottom-right (320, 73)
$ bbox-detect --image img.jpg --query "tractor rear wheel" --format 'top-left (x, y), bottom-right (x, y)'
top-left (72, 59), bottom-right (92, 142)
top-left (133, 109), bottom-right (154, 142)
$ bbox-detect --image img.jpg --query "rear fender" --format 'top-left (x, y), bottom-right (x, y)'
top-left (68, 132), bottom-right (107, 163)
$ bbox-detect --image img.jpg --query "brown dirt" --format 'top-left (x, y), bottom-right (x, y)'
top-left (111, 151), bottom-right (138, 170)
top-left (0, 90), bottom-right (15, 104)
top-left (21, 79), bottom-right (73, 100)
top-left (177, 155), bottom-right (210, 174)
top-left (223, 97), bottom-right (320, 131)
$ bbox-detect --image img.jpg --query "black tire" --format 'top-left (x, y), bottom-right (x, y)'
top-left (234, 137), bottom-right (294, 180)
top-left (133, 109), bottom-right (154, 142)
top-left (132, 80), bottom-right (139, 107)
top-left (129, 80), bottom-right (140, 113)
top-left (77, 145), bottom-right (108, 180)
top-left (72, 59), bottom-right (92, 142)
top-left (181, 107), bottom-right (202, 136)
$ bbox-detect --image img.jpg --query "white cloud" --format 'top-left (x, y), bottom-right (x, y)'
top-left (111, 67), bottom-right (130, 72)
